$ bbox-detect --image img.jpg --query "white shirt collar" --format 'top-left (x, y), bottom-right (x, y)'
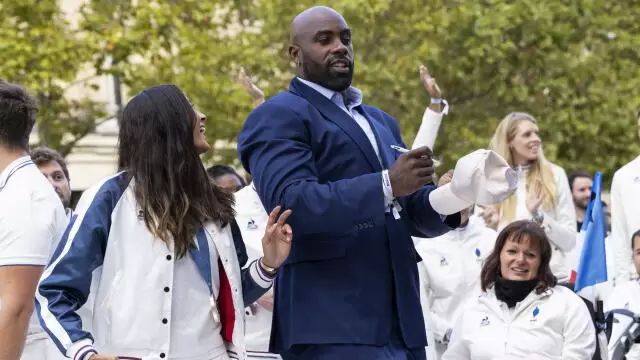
top-left (0, 156), bottom-right (33, 192)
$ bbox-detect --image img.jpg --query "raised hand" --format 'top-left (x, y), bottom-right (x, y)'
top-left (526, 178), bottom-right (545, 214)
top-left (238, 67), bottom-right (265, 107)
top-left (261, 206), bottom-right (293, 269)
top-left (389, 146), bottom-right (435, 197)
top-left (420, 64), bottom-right (442, 99)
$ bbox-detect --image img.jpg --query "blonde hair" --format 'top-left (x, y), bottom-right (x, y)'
top-left (489, 112), bottom-right (557, 222)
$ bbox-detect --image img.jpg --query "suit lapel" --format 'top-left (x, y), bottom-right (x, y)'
top-left (360, 107), bottom-right (396, 169)
top-left (289, 78), bottom-right (382, 172)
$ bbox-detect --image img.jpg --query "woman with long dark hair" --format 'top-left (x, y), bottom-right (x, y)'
top-left (35, 85), bottom-right (293, 360)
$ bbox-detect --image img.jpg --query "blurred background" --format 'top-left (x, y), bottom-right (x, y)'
top-left (2, 0), bottom-right (639, 202)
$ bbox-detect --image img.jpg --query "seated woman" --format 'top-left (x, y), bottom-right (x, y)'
top-left (605, 229), bottom-right (640, 359)
top-left (35, 85), bottom-right (293, 360)
top-left (442, 220), bottom-right (595, 360)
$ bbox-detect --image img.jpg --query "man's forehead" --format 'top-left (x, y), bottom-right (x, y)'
top-left (291, 8), bottom-right (349, 41)
top-left (38, 161), bottom-right (63, 172)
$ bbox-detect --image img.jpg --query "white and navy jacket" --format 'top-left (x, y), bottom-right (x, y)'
top-left (35, 172), bottom-right (273, 360)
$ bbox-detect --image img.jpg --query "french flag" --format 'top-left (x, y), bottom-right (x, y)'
top-left (572, 172), bottom-right (608, 300)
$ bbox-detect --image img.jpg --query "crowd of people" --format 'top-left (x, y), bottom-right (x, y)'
top-left (1, 5), bottom-right (640, 360)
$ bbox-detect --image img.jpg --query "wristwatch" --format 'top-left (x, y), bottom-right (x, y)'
top-left (532, 211), bottom-right (544, 224)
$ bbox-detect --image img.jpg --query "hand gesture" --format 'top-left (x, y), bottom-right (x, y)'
top-left (478, 205), bottom-right (500, 230)
top-left (238, 67), bottom-right (265, 107)
top-left (261, 206), bottom-right (293, 269)
top-left (526, 179), bottom-right (545, 214)
top-left (389, 146), bottom-right (435, 197)
top-left (420, 64), bottom-right (442, 99)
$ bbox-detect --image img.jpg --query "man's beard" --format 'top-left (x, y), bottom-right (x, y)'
top-left (58, 193), bottom-right (70, 209)
top-left (300, 53), bottom-right (354, 91)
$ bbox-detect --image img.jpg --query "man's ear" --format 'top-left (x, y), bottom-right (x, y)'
top-left (288, 45), bottom-right (299, 64)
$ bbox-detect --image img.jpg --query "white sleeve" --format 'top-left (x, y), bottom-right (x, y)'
top-left (542, 167), bottom-right (577, 252)
top-left (561, 293), bottom-right (597, 360)
top-left (417, 261), bottom-right (451, 342)
top-left (0, 191), bottom-right (59, 266)
top-left (411, 106), bottom-right (444, 150)
top-left (604, 285), bottom-right (628, 311)
top-left (610, 172), bottom-right (634, 282)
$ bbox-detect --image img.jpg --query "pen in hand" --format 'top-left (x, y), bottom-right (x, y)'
top-left (390, 145), bottom-right (441, 167)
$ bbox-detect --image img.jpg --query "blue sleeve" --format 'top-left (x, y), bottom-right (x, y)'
top-left (35, 175), bottom-right (126, 355)
top-left (403, 186), bottom-right (461, 238)
top-left (240, 259), bottom-right (274, 306)
top-left (238, 102), bottom-right (386, 236)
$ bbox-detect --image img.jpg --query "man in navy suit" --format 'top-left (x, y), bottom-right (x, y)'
top-left (238, 6), bottom-right (460, 360)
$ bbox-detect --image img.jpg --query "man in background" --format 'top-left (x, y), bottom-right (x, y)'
top-left (31, 147), bottom-right (73, 217)
top-left (568, 170), bottom-right (593, 232)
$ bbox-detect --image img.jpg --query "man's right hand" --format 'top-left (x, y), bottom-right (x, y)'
top-left (388, 146), bottom-right (435, 197)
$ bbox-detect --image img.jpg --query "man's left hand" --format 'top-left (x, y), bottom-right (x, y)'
top-left (261, 206), bottom-right (293, 269)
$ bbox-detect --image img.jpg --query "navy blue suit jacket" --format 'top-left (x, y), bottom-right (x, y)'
top-left (237, 78), bottom-right (458, 353)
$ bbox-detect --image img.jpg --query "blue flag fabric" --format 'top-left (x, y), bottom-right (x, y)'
top-left (574, 172), bottom-right (608, 293)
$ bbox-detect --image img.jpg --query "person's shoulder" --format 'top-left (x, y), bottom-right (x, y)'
top-left (1, 164), bottom-right (58, 207)
top-left (544, 161), bottom-right (567, 179)
top-left (75, 172), bottom-right (130, 213)
top-left (549, 285), bottom-right (588, 306)
top-left (613, 155), bottom-right (640, 180)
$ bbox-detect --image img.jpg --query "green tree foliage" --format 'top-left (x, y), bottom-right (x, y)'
top-left (3, 0), bottom-right (639, 182)
top-left (0, 0), bottom-right (107, 155)
top-left (239, 0), bottom-right (640, 183)
top-left (79, 0), bottom-right (258, 164)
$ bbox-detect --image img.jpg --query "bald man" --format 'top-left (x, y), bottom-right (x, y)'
top-left (238, 6), bottom-right (459, 360)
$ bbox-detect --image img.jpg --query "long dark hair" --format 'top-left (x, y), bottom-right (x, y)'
top-left (480, 220), bottom-right (557, 294)
top-left (118, 84), bottom-right (235, 258)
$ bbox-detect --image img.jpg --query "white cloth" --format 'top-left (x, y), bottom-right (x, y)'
top-left (414, 216), bottom-right (497, 359)
top-left (605, 280), bottom-right (640, 359)
top-left (495, 164), bottom-right (576, 282)
top-left (234, 185), bottom-right (281, 359)
top-left (412, 105), bottom-right (447, 150)
top-left (36, 174), bottom-right (272, 360)
top-left (170, 251), bottom-right (225, 359)
top-left (429, 149), bottom-right (518, 215)
top-left (20, 337), bottom-right (65, 360)
top-left (610, 155), bottom-right (640, 284)
top-left (442, 285), bottom-right (596, 360)
top-left (0, 156), bottom-right (67, 346)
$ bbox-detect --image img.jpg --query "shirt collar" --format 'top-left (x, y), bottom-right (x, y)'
top-left (0, 156), bottom-right (33, 192)
top-left (296, 77), bottom-right (363, 110)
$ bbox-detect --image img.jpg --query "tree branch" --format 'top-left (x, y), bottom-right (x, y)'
top-left (58, 115), bottom-right (116, 157)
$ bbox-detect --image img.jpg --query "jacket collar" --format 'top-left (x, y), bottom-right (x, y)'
top-left (289, 77), bottom-right (383, 172)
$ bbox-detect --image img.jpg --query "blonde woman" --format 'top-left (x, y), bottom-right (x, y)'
top-left (481, 112), bottom-right (576, 283)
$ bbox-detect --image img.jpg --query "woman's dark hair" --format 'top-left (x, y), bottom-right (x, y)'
top-left (118, 84), bottom-right (235, 258)
top-left (480, 220), bottom-right (557, 294)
